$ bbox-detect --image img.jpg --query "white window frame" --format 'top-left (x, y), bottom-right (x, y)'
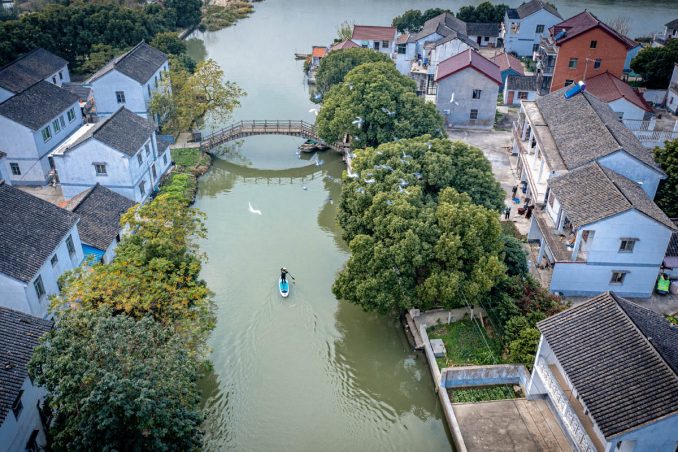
top-left (59, 115), bottom-right (66, 128)
top-left (52, 118), bottom-right (61, 133)
top-left (139, 180), bottom-right (146, 197)
top-left (94, 163), bottom-right (107, 176)
top-left (34, 276), bottom-right (46, 299)
top-left (470, 109), bottom-right (479, 120)
top-left (67, 108), bottom-right (76, 122)
top-left (41, 126), bottom-right (52, 142)
top-left (137, 153), bottom-right (143, 166)
top-left (66, 235), bottom-right (76, 257)
top-left (50, 254), bottom-right (58, 267)
top-left (116, 91), bottom-right (126, 104)
top-left (610, 271), bottom-right (628, 285)
top-left (10, 162), bottom-right (20, 175)
top-left (619, 238), bottom-right (637, 253)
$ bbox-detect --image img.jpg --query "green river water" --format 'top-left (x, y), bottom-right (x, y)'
top-left (188, 0), bottom-right (677, 450)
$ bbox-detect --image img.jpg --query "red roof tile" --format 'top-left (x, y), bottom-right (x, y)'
top-left (397, 33), bottom-right (410, 45)
top-left (551, 11), bottom-right (637, 49)
top-left (490, 52), bottom-right (525, 76)
top-left (351, 25), bottom-right (397, 42)
top-left (585, 71), bottom-right (652, 112)
top-left (330, 40), bottom-right (359, 52)
top-left (312, 46), bottom-right (327, 58)
top-left (435, 49), bottom-right (502, 84)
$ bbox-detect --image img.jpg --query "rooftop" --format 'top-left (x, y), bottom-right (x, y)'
top-left (548, 162), bottom-right (675, 230)
top-left (64, 184), bottom-right (135, 251)
top-left (0, 307), bottom-right (52, 424)
top-left (585, 71), bottom-right (652, 112)
top-left (0, 181), bottom-right (79, 283)
top-left (435, 48), bottom-right (502, 84)
top-left (61, 82), bottom-right (92, 104)
top-left (490, 52), bottom-right (525, 75)
top-left (87, 42), bottom-right (167, 85)
top-left (550, 10), bottom-right (637, 49)
top-left (0, 80), bottom-right (78, 130)
top-left (665, 18), bottom-right (678, 29)
top-left (506, 74), bottom-right (538, 91)
top-left (311, 46), bottom-right (327, 58)
top-left (507, 0), bottom-right (562, 20)
top-left (466, 22), bottom-right (499, 38)
top-left (526, 87), bottom-right (661, 172)
top-left (351, 25), bottom-right (397, 42)
top-left (52, 107), bottom-right (153, 157)
top-left (538, 292), bottom-right (678, 438)
top-left (330, 40), bottom-right (359, 51)
top-left (0, 48), bottom-right (68, 94)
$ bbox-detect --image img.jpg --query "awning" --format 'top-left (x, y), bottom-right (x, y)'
top-left (82, 244), bottom-right (105, 264)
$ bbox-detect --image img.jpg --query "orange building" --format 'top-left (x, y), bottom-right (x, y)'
top-left (536, 11), bottom-right (636, 94)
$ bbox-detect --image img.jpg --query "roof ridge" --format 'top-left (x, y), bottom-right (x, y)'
top-left (115, 41), bottom-right (146, 68)
top-left (596, 163), bottom-right (634, 209)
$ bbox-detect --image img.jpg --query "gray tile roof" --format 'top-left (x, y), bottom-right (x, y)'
top-left (507, 0), bottom-right (562, 20)
top-left (0, 81), bottom-right (79, 130)
top-left (548, 162), bottom-right (676, 230)
top-left (0, 181), bottom-right (79, 283)
top-left (466, 22), bottom-right (499, 37)
top-left (62, 82), bottom-right (92, 102)
top-left (506, 74), bottom-right (538, 91)
top-left (61, 107), bottom-right (153, 157)
top-left (531, 88), bottom-right (662, 173)
top-left (0, 307), bottom-right (52, 424)
top-left (538, 292), bottom-right (678, 438)
top-left (87, 42), bottom-right (167, 85)
top-left (666, 18), bottom-right (678, 29)
top-left (64, 184), bottom-right (135, 250)
top-left (410, 12), bottom-right (467, 42)
top-left (0, 48), bottom-right (67, 94)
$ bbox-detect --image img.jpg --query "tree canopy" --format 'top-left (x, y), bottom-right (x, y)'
top-left (150, 59), bottom-right (245, 135)
top-left (654, 138), bottom-right (678, 217)
top-left (332, 136), bottom-right (506, 313)
top-left (313, 47), bottom-right (391, 101)
top-left (316, 62), bottom-right (445, 148)
top-left (165, 0), bottom-right (202, 28)
top-left (29, 308), bottom-right (203, 452)
top-left (391, 8), bottom-right (450, 33)
top-left (631, 39), bottom-right (678, 88)
top-left (456, 2), bottom-right (508, 23)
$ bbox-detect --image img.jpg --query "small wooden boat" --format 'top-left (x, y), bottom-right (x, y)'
top-left (279, 278), bottom-right (290, 298)
top-left (294, 53), bottom-right (309, 60)
top-left (299, 139), bottom-right (329, 152)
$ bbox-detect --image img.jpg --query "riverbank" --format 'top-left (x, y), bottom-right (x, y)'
top-left (163, 148), bottom-right (213, 203)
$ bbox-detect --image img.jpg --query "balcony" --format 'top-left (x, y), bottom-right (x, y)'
top-left (513, 123), bottom-right (548, 205)
top-left (535, 358), bottom-right (604, 452)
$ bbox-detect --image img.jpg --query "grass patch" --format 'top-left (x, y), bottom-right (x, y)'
top-left (449, 385), bottom-right (520, 403)
top-left (428, 319), bottom-right (503, 368)
top-left (201, 3), bottom-right (253, 32)
top-left (159, 173), bottom-right (198, 203)
top-left (171, 148), bottom-right (204, 168)
top-left (501, 221), bottom-right (526, 241)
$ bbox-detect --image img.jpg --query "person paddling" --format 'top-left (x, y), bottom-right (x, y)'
top-left (280, 267), bottom-right (295, 283)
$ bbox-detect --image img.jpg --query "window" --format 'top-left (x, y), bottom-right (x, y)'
top-left (137, 152), bottom-right (143, 166)
top-left (484, 36), bottom-right (490, 42)
top-left (594, 58), bottom-right (601, 69)
top-left (535, 24), bottom-right (545, 33)
top-left (619, 238), bottom-right (637, 252)
top-left (34, 276), bottom-right (45, 299)
top-left (565, 79), bottom-right (574, 86)
top-left (59, 115), bottom-right (66, 128)
top-left (470, 109), bottom-right (478, 120)
top-left (11, 390), bottom-right (23, 419)
top-left (139, 180), bottom-right (146, 197)
top-left (94, 163), bottom-right (107, 175)
top-left (590, 40), bottom-right (597, 48)
top-left (59, 71), bottom-right (63, 80)
top-left (41, 126), bottom-right (52, 142)
top-left (151, 163), bottom-right (157, 180)
top-left (617, 111), bottom-right (624, 119)
top-left (518, 91), bottom-right (528, 100)
top-left (472, 89), bottom-right (482, 99)
top-left (52, 76), bottom-right (56, 84)
top-left (50, 254), bottom-right (58, 267)
top-left (10, 162), bottom-right (20, 176)
top-left (145, 143), bottom-right (151, 156)
top-left (154, 76), bottom-right (158, 88)
top-left (116, 91), bottom-right (126, 104)
top-left (26, 429), bottom-right (39, 452)
top-left (532, 43), bottom-right (540, 53)
top-left (397, 44), bottom-right (406, 54)
top-left (52, 118), bottom-right (61, 133)
top-left (148, 84), bottom-right (151, 96)
top-left (382, 40), bottom-right (389, 48)
top-left (610, 271), bottom-right (628, 284)
top-left (67, 108), bottom-right (76, 122)
top-left (568, 58), bottom-right (578, 69)
top-left (163, 152), bottom-right (168, 165)
top-left (66, 235), bottom-right (76, 257)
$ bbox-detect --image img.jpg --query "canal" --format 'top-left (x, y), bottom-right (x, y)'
top-left (188, 1), bottom-right (677, 450)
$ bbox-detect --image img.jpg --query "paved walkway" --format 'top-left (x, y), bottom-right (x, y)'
top-left (18, 185), bottom-right (65, 206)
top-left (453, 398), bottom-right (571, 451)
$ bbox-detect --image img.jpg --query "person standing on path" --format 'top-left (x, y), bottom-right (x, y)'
top-left (504, 206), bottom-right (511, 220)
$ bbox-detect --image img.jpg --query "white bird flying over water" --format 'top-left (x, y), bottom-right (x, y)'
top-left (248, 202), bottom-right (262, 215)
top-left (309, 108), bottom-right (319, 116)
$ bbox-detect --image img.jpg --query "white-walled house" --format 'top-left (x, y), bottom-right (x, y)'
top-left (585, 71), bottom-right (652, 122)
top-left (0, 181), bottom-right (84, 318)
top-left (502, 0), bottom-right (563, 57)
top-left (503, 75), bottom-right (539, 105)
top-left (87, 42), bottom-right (168, 121)
top-left (0, 48), bottom-right (70, 103)
top-left (434, 49), bottom-right (501, 129)
top-left (0, 81), bottom-right (82, 185)
top-left (466, 23), bottom-right (499, 48)
top-left (528, 292), bottom-right (678, 451)
top-left (0, 307), bottom-right (53, 452)
top-left (64, 184), bottom-right (135, 264)
top-left (51, 107), bottom-right (172, 202)
top-left (350, 25), bottom-right (397, 56)
top-left (667, 64), bottom-right (678, 115)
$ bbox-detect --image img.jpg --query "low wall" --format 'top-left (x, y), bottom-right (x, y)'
top-left (442, 364), bottom-right (530, 389)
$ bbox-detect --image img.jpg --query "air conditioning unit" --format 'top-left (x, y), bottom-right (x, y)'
top-left (443, 109), bottom-right (451, 115)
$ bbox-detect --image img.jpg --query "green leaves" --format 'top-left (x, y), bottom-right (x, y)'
top-left (313, 48), bottom-right (391, 100)
top-left (654, 138), bottom-right (678, 217)
top-left (631, 39), bottom-right (678, 89)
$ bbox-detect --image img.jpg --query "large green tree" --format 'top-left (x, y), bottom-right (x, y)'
top-left (29, 308), bottom-right (203, 452)
top-left (165, 0), bottom-right (202, 28)
top-left (313, 47), bottom-right (391, 101)
top-left (654, 138), bottom-right (678, 217)
top-left (316, 62), bottom-right (444, 148)
top-left (631, 39), bottom-right (678, 88)
top-left (391, 8), bottom-right (450, 33)
top-left (456, 2), bottom-right (509, 23)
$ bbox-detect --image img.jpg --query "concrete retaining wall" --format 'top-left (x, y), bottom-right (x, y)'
top-left (443, 364), bottom-right (530, 389)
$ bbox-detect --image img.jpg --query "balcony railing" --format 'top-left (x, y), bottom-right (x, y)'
top-left (535, 359), bottom-right (597, 452)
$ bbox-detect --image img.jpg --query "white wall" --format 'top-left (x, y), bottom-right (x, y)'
top-left (0, 377), bottom-right (47, 452)
top-left (607, 98), bottom-right (646, 122)
top-left (350, 37), bottom-right (395, 56)
top-left (503, 9), bottom-right (562, 57)
top-left (430, 39), bottom-right (472, 74)
top-left (503, 85), bottom-right (538, 105)
top-left (597, 151), bottom-right (663, 199)
top-left (436, 68), bottom-right (499, 129)
top-left (606, 413), bottom-right (678, 452)
top-left (668, 89), bottom-right (678, 114)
